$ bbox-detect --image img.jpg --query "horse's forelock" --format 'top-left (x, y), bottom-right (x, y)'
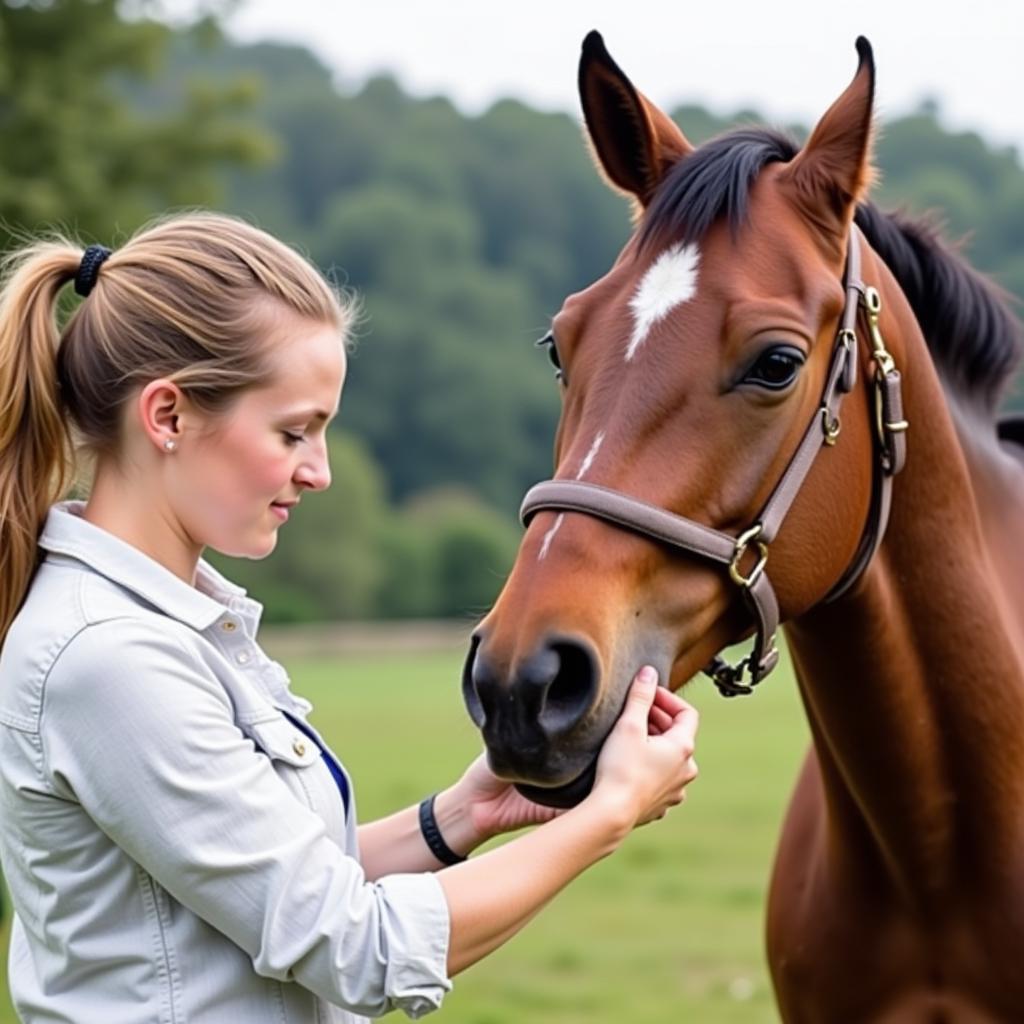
top-left (638, 127), bottom-right (800, 254)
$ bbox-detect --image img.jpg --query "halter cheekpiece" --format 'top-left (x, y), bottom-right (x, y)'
top-left (74, 244), bottom-right (112, 297)
top-left (520, 226), bottom-right (908, 698)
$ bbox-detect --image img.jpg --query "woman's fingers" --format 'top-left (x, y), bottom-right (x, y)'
top-left (662, 701), bottom-right (699, 757)
top-left (618, 665), bottom-right (659, 733)
top-left (651, 683), bottom-right (688, 716)
top-left (647, 682), bottom-right (696, 737)
top-left (647, 704), bottom-right (674, 735)
top-left (593, 665), bottom-right (702, 827)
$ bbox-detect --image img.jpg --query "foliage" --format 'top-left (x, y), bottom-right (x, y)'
top-left (0, 1), bottom-right (270, 250)
top-left (397, 487), bottom-right (520, 620)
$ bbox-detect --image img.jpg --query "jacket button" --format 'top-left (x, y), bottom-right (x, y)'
top-left (220, 621), bottom-right (237, 633)
top-left (292, 739), bottom-right (307, 756)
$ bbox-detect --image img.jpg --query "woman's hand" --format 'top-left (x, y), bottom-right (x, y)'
top-left (436, 665), bottom-right (697, 855)
top-left (433, 755), bottom-right (564, 855)
top-left (461, 754), bottom-right (565, 839)
top-left (589, 665), bottom-right (700, 829)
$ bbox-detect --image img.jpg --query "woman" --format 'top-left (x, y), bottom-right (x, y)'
top-left (0, 212), bottom-right (699, 1022)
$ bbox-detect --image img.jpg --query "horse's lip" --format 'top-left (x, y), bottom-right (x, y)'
top-left (513, 758), bottom-right (598, 809)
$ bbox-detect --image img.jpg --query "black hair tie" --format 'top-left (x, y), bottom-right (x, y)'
top-left (74, 244), bottom-right (112, 297)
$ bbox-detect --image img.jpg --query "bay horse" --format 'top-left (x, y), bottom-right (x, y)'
top-left (462, 31), bottom-right (1024, 1022)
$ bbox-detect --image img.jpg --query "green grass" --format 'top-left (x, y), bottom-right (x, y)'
top-left (0, 642), bottom-right (808, 1023)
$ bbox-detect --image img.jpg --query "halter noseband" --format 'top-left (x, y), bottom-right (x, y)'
top-left (520, 226), bottom-right (908, 697)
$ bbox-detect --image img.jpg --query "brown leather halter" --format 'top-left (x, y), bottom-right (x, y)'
top-left (520, 227), bottom-right (909, 697)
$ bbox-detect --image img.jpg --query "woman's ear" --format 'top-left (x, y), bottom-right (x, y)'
top-left (578, 30), bottom-right (694, 211)
top-left (779, 37), bottom-right (878, 239)
top-left (137, 379), bottom-right (187, 452)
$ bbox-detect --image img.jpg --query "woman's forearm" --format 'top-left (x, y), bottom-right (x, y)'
top-left (438, 793), bottom-right (630, 975)
top-left (357, 786), bottom-right (483, 879)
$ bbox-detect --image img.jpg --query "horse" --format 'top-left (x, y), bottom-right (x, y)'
top-left (462, 31), bottom-right (1024, 1021)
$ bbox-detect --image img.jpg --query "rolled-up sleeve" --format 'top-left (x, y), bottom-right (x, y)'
top-left (41, 617), bottom-right (451, 1018)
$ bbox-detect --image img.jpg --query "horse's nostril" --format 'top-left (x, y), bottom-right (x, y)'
top-left (462, 634), bottom-right (599, 751)
top-left (518, 646), bottom-right (561, 691)
top-left (461, 635), bottom-right (486, 728)
top-left (538, 640), bottom-right (598, 736)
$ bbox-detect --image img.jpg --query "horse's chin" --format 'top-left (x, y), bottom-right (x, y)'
top-left (513, 759), bottom-right (597, 809)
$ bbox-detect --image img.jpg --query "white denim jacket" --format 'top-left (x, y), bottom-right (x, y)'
top-left (0, 500), bottom-right (452, 1023)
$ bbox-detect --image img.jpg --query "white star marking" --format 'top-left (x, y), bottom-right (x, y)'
top-left (626, 242), bottom-right (701, 361)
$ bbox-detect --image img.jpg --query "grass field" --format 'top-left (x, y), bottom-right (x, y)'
top-left (0, 638), bottom-right (809, 1023)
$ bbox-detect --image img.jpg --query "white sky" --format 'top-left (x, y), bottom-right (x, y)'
top-left (168, 0), bottom-right (1022, 157)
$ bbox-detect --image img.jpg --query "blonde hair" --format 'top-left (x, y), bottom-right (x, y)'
top-left (0, 211), bottom-right (350, 647)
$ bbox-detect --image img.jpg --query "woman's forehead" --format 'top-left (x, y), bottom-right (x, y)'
top-left (262, 322), bottom-right (346, 404)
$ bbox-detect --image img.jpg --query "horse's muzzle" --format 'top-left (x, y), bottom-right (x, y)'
top-left (462, 631), bottom-right (604, 806)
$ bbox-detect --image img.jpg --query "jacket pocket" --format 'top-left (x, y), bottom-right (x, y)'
top-left (243, 714), bottom-right (320, 769)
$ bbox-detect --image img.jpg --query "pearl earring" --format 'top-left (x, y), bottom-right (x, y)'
top-left (163, 438), bottom-right (177, 453)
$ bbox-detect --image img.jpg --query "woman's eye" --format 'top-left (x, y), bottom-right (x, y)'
top-left (283, 431), bottom-right (305, 445)
top-left (535, 331), bottom-right (564, 382)
top-left (741, 346), bottom-right (805, 390)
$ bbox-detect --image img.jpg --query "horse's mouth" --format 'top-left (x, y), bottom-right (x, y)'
top-left (514, 757), bottom-right (598, 809)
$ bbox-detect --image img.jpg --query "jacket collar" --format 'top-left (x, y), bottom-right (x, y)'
top-left (38, 500), bottom-right (262, 634)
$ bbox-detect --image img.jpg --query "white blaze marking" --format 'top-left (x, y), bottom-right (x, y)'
top-left (576, 431), bottom-right (605, 480)
top-left (537, 431), bottom-right (606, 561)
top-left (538, 513), bottom-right (564, 561)
top-left (626, 242), bottom-right (701, 361)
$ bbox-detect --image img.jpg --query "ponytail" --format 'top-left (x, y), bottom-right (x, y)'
top-left (0, 240), bottom-right (82, 647)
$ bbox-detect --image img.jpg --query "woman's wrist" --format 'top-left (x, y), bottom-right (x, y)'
top-left (430, 784), bottom-right (488, 858)
top-left (578, 782), bottom-right (638, 848)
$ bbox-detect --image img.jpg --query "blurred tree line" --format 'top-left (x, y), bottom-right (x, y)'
top-left (3, 2), bottom-right (1023, 621)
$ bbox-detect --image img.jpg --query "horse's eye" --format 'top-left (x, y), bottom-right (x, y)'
top-left (741, 346), bottom-right (805, 390)
top-left (535, 331), bottom-right (564, 381)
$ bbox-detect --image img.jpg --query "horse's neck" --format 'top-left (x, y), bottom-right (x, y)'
top-left (785, 328), bottom-right (1024, 904)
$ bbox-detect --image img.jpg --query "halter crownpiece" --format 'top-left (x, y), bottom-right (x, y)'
top-left (520, 226), bottom-right (908, 697)
top-left (74, 245), bottom-right (112, 297)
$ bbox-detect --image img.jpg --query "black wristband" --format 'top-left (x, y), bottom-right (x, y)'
top-left (418, 793), bottom-right (467, 866)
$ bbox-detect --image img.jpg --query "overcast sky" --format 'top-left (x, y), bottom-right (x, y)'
top-left (171, 0), bottom-right (1022, 157)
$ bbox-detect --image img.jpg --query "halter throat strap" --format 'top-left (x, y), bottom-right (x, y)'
top-left (520, 226), bottom-right (907, 697)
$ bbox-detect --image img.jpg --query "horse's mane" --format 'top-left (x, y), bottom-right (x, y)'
top-left (640, 126), bottom-right (1023, 417)
top-left (852, 204), bottom-right (1022, 414)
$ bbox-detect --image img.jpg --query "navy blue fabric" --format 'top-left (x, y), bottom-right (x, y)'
top-left (282, 710), bottom-right (350, 815)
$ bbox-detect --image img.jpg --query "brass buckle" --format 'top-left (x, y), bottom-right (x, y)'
top-left (728, 524), bottom-right (768, 589)
top-left (821, 406), bottom-right (841, 446)
top-left (862, 286), bottom-right (896, 377)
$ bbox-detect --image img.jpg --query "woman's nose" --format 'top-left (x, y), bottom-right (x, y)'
top-left (295, 447), bottom-right (331, 491)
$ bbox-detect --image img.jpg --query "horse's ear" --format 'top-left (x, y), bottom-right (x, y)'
top-left (578, 30), bottom-right (693, 209)
top-left (781, 37), bottom-right (877, 235)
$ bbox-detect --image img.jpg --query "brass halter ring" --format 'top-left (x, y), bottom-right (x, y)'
top-left (728, 524), bottom-right (769, 589)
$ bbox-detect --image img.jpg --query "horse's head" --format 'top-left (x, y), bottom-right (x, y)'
top-left (464, 33), bottom-right (899, 806)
